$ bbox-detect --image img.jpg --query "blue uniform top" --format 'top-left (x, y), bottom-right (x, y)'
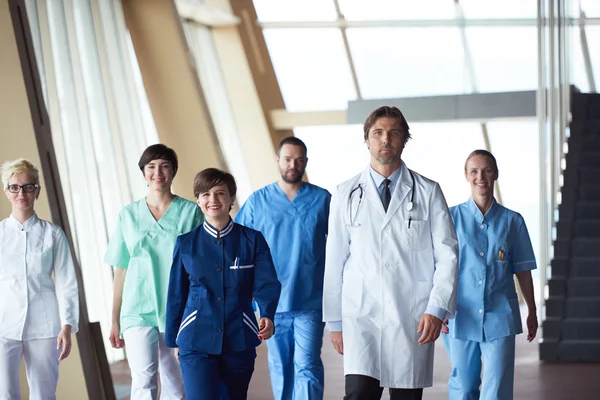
top-left (448, 198), bottom-right (536, 342)
top-left (235, 182), bottom-right (331, 313)
top-left (164, 220), bottom-right (281, 354)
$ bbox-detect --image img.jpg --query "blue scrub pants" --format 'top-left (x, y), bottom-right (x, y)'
top-left (267, 310), bottom-right (325, 400)
top-left (178, 347), bottom-right (256, 400)
top-left (442, 334), bottom-right (516, 400)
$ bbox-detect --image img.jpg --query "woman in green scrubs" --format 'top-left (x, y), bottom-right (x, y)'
top-left (105, 144), bottom-right (203, 400)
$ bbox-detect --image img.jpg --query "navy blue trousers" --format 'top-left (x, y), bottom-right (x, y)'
top-left (179, 348), bottom-right (256, 400)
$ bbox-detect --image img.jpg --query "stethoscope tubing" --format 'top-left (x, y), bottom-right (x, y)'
top-left (347, 171), bottom-right (416, 227)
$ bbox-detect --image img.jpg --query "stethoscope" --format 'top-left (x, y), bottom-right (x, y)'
top-left (347, 171), bottom-right (416, 228)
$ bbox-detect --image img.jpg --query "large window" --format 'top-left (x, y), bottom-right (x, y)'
top-left (26, 0), bottom-right (158, 363)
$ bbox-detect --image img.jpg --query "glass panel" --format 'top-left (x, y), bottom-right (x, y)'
top-left (401, 122), bottom-right (486, 208)
top-left (466, 27), bottom-right (537, 92)
top-left (35, 0), bottom-right (157, 363)
top-left (459, 0), bottom-right (537, 19)
top-left (347, 27), bottom-right (468, 99)
top-left (570, 26), bottom-right (591, 92)
top-left (183, 22), bottom-right (252, 203)
top-left (339, 0), bottom-right (455, 20)
top-left (263, 29), bottom-right (356, 111)
top-left (487, 121), bottom-right (540, 287)
top-left (253, 0), bottom-right (337, 22)
top-left (581, 0), bottom-right (600, 17)
top-left (295, 125), bottom-right (369, 192)
top-left (584, 25), bottom-right (600, 89)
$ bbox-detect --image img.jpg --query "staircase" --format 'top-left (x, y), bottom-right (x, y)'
top-left (541, 92), bottom-right (600, 361)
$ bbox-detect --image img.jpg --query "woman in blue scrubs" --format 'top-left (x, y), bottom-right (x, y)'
top-left (442, 150), bottom-right (538, 400)
top-left (165, 168), bottom-right (281, 400)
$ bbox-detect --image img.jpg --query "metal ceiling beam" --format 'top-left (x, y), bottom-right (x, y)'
top-left (258, 17), bottom-right (600, 29)
top-left (347, 91), bottom-right (538, 124)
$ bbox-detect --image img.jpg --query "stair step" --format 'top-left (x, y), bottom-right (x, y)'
top-left (572, 238), bottom-right (600, 257)
top-left (580, 185), bottom-right (600, 201)
top-left (580, 168), bottom-right (600, 184)
top-left (545, 296), bottom-right (600, 318)
top-left (548, 277), bottom-right (600, 297)
top-left (580, 152), bottom-right (600, 166)
top-left (543, 317), bottom-right (600, 340)
top-left (540, 339), bottom-right (600, 361)
top-left (574, 219), bottom-right (600, 237)
top-left (576, 201), bottom-right (600, 219)
top-left (551, 257), bottom-right (600, 278)
top-left (589, 103), bottom-right (600, 119)
top-left (557, 220), bottom-right (600, 238)
top-left (582, 136), bottom-right (600, 150)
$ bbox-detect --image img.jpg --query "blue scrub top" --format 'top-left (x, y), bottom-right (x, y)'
top-left (235, 182), bottom-right (331, 313)
top-left (448, 197), bottom-right (536, 342)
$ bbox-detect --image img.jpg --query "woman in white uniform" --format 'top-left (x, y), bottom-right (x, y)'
top-left (0, 158), bottom-right (79, 400)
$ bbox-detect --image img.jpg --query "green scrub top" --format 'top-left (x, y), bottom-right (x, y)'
top-left (105, 196), bottom-right (203, 333)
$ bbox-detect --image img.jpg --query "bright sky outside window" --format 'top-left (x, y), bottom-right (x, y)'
top-left (263, 28), bottom-right (357, 111)
top-left (347, 27), bottom-right (469, 98)
top-left (253, 0), bottom-right (337, 22)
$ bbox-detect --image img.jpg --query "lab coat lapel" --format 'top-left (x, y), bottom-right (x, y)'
top-left (383, 162), bottom-right (411, 226)
top-left (360, 167), bottom-right (386, 218)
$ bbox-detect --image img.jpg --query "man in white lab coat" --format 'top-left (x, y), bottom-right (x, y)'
top-left (323, 106), bottom-right (459, 400)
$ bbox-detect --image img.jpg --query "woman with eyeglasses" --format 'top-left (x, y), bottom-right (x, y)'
top-left (105, 144), bottom-right (203, 400)
top-left (0, 158), bottom-right (79, 399)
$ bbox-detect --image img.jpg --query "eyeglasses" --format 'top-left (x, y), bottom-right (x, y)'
top-left (6, 184), bottom-right (39, 193)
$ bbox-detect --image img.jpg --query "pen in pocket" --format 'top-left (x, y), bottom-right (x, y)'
top-left (498, 249), bottom-right (505, 261)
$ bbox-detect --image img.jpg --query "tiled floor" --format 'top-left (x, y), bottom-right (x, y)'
top-left (111, 330), bottom-right (600, 399)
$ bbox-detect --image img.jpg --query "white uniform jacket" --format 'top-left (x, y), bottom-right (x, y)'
top-left (323, 164), bottom-right (458, 388)
top-left (0, 214), bottom-right (79, 340)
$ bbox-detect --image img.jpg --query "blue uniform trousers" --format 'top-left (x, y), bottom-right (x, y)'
top-left (178, 347), bottom-right (256, 400)
top-left (267, 310), bottom-right (325, 400)
top-left (442, 335), bottom-right (516, 400)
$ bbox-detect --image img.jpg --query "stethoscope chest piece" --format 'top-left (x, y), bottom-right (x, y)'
top-left (406, 202), bottom-right (414, 211)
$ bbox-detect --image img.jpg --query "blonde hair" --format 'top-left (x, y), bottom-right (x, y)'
top-left (1, 158), bottom-right (40, 188)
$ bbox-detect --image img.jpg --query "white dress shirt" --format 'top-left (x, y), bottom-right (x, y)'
top-left (0, 213), bottom-right (79, 340)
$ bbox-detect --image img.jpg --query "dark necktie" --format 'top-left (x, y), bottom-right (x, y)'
top-left (381, 179), bottom-right (391, 212)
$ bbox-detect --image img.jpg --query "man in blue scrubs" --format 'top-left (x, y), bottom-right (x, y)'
top-left (235, 136), bottom-right (331, 400)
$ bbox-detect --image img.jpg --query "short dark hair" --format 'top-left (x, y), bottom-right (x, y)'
top-left (363, 106), bottom-right (411, 145)
top-left (464, 149), bottom-right (498, 172)
top-left (193, 168), bottom-right (237, 199)
top-left (277, 136), bottom-right (307, 157)
top-left (138, 144), bottom-right (179, 177)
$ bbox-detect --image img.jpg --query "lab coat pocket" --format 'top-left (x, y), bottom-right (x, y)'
top-left (414, 281), bottom-right (433, 324)
top-left (406, 220), bottom-right (430, 251)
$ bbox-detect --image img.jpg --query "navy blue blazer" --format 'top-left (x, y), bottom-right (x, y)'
top-left (164, 220), bottom-right (281, 354)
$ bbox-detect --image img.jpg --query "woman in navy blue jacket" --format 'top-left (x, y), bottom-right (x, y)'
top-left (165, 168), bottom-right (281, 400)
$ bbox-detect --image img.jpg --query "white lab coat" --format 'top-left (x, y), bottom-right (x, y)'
top-left (323, 164), bottom-right (458, 388)
top-left (0, 214), bottom-right (79, 340)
